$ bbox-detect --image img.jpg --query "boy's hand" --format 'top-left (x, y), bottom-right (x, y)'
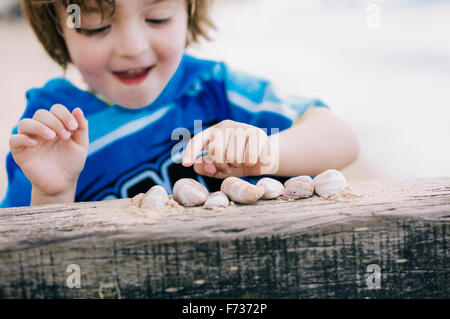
top-left (9, 104), bottom-right (89, 199)
top-left (182, 120), bottom-right (279, 178)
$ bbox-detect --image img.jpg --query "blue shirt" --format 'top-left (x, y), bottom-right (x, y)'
top-left (1, 54), bottom-right (328, 208)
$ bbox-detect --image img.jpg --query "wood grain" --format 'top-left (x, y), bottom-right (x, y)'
top-left (0, 178), bottom-right (449, 298)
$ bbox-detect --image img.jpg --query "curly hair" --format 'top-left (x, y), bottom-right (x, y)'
top-left (21, 0), bottom-right (216, 69)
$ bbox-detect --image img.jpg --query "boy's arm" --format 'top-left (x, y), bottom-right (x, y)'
top-left (272, 107), bottom-right (360, 176)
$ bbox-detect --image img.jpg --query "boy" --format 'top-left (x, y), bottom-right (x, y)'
top-left (0, 0), bottom-right (359, 208)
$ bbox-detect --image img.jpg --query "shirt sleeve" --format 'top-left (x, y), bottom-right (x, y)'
top-left (0, 153), bottom-right (32, 208)
top-left (221, 63), bottom-right (329, 133)
top-left (0, 120), bottom-right (34, 208)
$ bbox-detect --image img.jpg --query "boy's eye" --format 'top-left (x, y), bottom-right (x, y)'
top-left (78, 25), bottom-right (111, 36)
top-left (75, 18), bottom-right (170, 36)
top-left (146, 18), bottom-right (171, 25)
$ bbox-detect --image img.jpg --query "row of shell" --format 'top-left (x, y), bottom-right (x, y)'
top-left (138, 169), bottom-right (347, 210)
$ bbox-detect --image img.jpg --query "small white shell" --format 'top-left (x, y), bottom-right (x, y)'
top-left (173, 178), bottom-right (209, 207)
top-left (221, 177), bottom-right (264, 204)
top-left (282, 176), bottom-right (314, 200)
top-left (313, 169), bottom-right (347, 197)
top-left (203, 191), bottom-right (230, 209)
top-left (141, 185), bottom-right (169, 209)
top-left (256, 177), bottom-right (285, 199)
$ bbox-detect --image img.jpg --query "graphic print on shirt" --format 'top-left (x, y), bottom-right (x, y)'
top-left (78, 153), bottom-right (224, 202)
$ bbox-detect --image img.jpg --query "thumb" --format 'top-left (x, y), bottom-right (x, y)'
top-left (193, 156), bottom-right (217, 177)
top-left (71, 108), bottom-right (89, 149)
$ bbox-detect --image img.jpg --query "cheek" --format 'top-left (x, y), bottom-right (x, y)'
top-left (153, 18), bottom-right (188, 64)
top-left (65, 33), bottom-right (110, 77)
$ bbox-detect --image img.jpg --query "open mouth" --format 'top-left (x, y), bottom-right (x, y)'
top-left (112, 66), bottom-right (153, 85)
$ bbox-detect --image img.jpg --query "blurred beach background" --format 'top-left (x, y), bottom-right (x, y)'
top-left (1, 0), bottom-right (449, 200)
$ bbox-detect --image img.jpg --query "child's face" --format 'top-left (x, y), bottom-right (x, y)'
top-left (61, 0), bottom-right (188, 109)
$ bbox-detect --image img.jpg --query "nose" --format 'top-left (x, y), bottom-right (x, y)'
top-left (114, 22), bottom-right (150, 58)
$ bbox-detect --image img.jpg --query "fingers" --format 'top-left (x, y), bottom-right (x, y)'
top-left (193, 156), bottom-right (217, 176)
top-left (17, 105), bottom-right (89, 149)
top-left (243, 129), bottom-right (258, 166)
top-left (226, 128), bottom-right (248, 168)
top-left (193, 157), bottom-right (234, 179)
top-left (259, 135), bottom-right (280, 175)
top-left (244, 128), bottom-right (267, 167)
top-left (183, 122), bottom-right (268, 175)
top-left (33, 108), bottom-right (71, 140)
top-left (71, 108), bottom-right (89, 148)
top-left (182, 127), bottom-right (212, 166)
top-left (50, 104), bottom-right (78, 132)
top-left (18, 118), bottom-right (57, 141)
top-left (206, 127), bottom-right (232, 173)
top-left (9, 134), bottom-right (38, 151)
top-left (206, 145), bottom-right (232, 174)
top-left (182, 120), bottom-right (235, 167)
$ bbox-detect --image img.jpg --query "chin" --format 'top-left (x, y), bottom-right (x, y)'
top-left (114, 94), bottom-right (156, 109)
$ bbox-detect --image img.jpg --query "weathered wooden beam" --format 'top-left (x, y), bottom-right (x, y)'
top-left (0, 178), bottom-right (449, 298)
